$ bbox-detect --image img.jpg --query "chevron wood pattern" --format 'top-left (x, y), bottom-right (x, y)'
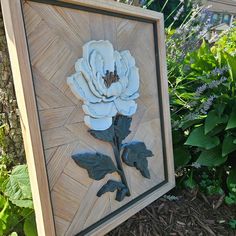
top-left (21, 1), bottom-right (169, 235)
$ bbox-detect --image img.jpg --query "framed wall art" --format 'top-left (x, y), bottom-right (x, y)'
top-left (1, 0), bottom-right (175, 235)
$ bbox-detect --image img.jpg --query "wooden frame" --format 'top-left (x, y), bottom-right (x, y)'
top-left (1, 0), bottom-right (175, 235)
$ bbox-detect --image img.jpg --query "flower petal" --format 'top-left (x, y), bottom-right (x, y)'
top-left (82, 102), bottom-right (117, 118)
top-left (114, 51), bottom-right (128, 77)
top-left (84, 116), bottom-right (113, 130)
top-left (83, 40), bottom-right (114, 73)
top-left (121, 92), bottom-right (140, 100)
top-left (75, 58), bottom-right (102, 98)
top-left (90, 50), bottom-right (105, 77)
top-left (114, 98), bottom-right (137, 116)
top-left (106, 81), bottom-right (123, 97)
top-left (67, 73), bottom-right (102, 103)
top-left (122, 66), bottom-right (140, 98)
top-left (120, 50), bottom-right (135, 68)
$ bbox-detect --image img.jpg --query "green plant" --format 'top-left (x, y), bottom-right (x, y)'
top-left (0, 164), bottom-right (37, 236)
top-left (170, 22), bottom-right (236, 202)
top-left (229, 219), bottom-right (236, 229)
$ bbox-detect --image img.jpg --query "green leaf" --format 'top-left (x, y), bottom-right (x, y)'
top-left (114, 115), bottom-right (132, 141)
top-left (97, 180), bottom-right (127, 201)
top-left (174, 147), bottom-right (191, 169)
top-left (4, 165), bottom-right (33, 209)
top-left (184, 177), bottom-right (197, 190)
top-left (207, 124), bottom-right (226, 136)
top-left (225, 53), bottom-right (236, 80)
top-left (196, 146), bottom-right (227, 167)
top-left (11, 199), bottom-right (33, 209)
top-left (185, 126), bottom-right (220, 150)
top-left (72, 153), bottom-right (117, 180)
top-left (122, 142), bottom-right (153, 178)
top-left (24, 212), bottom-right (37, 236)
top-left (229, 219), bottom-right (236, 229)
top-left (222, 135), bottom-right (236, 157)
top-left (204, 110), bottom-right (228, 134)
top-left (226, 106), bottom-right (236, 130)
top-left (89, 125), bottom-right (115, 143)
top-left (181, 119), bottom-right (203, 130)
top-left (225, 193), bottom-right (236, 205)
top-left (227, 169), bottom-right (236, 193)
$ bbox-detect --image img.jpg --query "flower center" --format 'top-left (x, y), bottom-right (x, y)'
top-left (103, 69), bottom-right (120, 88)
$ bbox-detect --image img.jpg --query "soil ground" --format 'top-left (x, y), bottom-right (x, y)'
top-left (108, 189), bottom-right (236, 236)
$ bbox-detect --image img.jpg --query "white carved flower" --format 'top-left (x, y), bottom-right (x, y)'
top-left (67, 40), bottom-right (140, 130)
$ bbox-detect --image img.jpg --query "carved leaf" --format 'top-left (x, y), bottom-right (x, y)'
top-left (89, 125), bottom-right (115, 143)
top-left (114, 115), bottom-right (132, 141)
top-left (72, 152), bottom-right (117, 180)
top-left (122, 142), bottom-right (153, 178)
top-left (116, 187), bottom-right (130, 202)
top-left (97, 180), bottom-right (126, 197)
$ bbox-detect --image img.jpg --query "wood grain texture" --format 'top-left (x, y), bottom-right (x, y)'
top-left (2, 0), bottom-right (175, 235)
top-left (0, 0), bottom-right (55, 235)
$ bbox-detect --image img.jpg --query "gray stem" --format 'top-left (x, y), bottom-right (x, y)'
top-left (112, 140), bottom-right (131, 196)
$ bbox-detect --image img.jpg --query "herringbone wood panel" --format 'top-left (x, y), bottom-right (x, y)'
top-left (23, 2), bottom-right (165, 235)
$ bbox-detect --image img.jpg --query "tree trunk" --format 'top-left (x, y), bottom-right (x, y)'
top-left (0, 9), bottom-right (25, 164)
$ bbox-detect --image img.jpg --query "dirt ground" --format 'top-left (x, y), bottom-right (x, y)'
top-left (107, 189), bottom-right (236, 236)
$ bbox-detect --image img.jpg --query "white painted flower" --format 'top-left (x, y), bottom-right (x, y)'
top-left (67, 40), bottom-right (140, 130)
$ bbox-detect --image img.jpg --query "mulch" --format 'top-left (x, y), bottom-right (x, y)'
top-left (107, 189), bottom-right (236, 236)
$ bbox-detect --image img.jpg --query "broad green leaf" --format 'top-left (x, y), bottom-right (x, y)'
top-left (72, 152), bottom-right (117, 180)
top-left (185, 126), bottom-right (220, 150)
top-left (226, 106), bottom-right (236, 130)
top-left (227, 169), bottom-right (236, 193)
top-left (196, 146), bottom-right (227, 167)
top-left (174, 147), bottom-right (191, 169)
top-left (24, 212), bottom-right (37, 236)
top-left (11, 199), bottom-right (33, 209)
top-left (122, 142), bottom-right (153, 178)
top-left (207, 124), bottom-right (226, 136)
top-left (97, 180), bottom-right (126, 197)
top-left (204, 110), bottom-right (228, 134)
top-left (222, 135), bottom-right (236, 157)
top-left (89, 125), bottom-right (114, 143)
top-left (4, 165), bottom-right (33, 209)
top-left (181, 119), bottom-right (203, 130)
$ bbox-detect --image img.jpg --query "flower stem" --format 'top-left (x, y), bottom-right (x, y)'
top-left (112, 139), bottom-right (131, 196)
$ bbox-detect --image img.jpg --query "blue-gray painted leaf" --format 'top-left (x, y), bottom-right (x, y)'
top-left (89, 125), bottom-right (115, 143)
top-left (72, 152), bottom-right (117, 180)
top-left (114, 115), bottom-right (132, 141)
top-left (97, 180), bottom-right (126, 197)
top-left (116, 187), bottom-right (129, 202)
top-left (122, 142), bottom-right (153, 179)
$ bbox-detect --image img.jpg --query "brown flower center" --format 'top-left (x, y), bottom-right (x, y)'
top-left (102, 68), bottom-right (120, 88)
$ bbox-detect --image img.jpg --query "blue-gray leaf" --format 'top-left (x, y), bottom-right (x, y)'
top-left (97, 180), bottom-right (126, 197)
top-left (122, 142), bottom-right (153, 178)
top-left (72, 152), bottom-right (117, 180)
top-left (89, 125), bottom-right (115, 143)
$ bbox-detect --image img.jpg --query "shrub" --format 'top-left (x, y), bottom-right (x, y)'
top-left (170, 23), bottom-right (236, 203)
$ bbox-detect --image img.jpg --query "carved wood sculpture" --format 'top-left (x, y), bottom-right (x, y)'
top-left (67, 40), bottom-right (153, 201)
top-left (1, 0), bottom-right (175, 235)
